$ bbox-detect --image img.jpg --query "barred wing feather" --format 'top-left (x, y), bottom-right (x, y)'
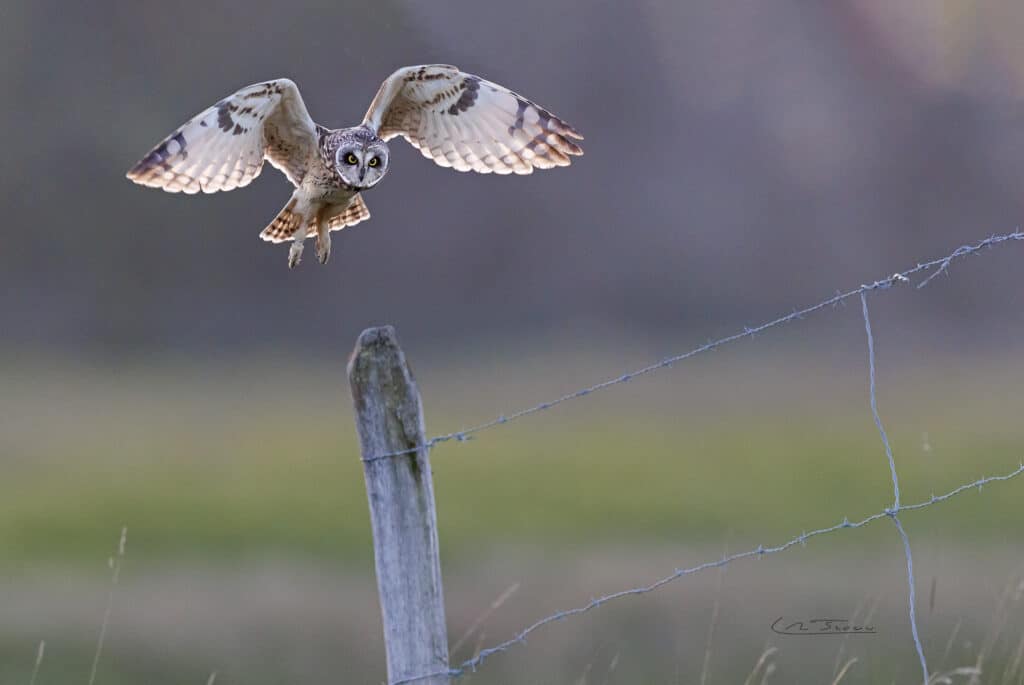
top-left (362, 64), bottom-right (583, 175)
top-left (126, 79), bottom-right (318, 194)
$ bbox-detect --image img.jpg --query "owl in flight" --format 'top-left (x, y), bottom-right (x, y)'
top-left (127, 64), bottom-right (584, 268)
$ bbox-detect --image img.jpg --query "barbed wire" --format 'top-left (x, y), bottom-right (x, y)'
top-left (390, 465), bottom-right (1023, 684)
top-left (383, 229), bottom-right (1024, 685)
top-left (861, 292), bottom-right (926, 683)
top-left (365, 231), bottom-right (1023, 463)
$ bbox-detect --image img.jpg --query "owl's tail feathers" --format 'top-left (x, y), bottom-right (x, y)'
top-left (260, 198), bottom-right (306, 243)
top-left (326, 195), bottom-right (371, 232)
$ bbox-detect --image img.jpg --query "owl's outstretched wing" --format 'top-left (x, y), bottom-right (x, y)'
top-left (362, 64), bottom-right (583, 175)
top-left (127, 79), bottom-right (319, 194)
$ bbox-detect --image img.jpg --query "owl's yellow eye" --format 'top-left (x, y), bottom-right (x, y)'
top-left (345, 153), bottom-right (358, 165)
top-left (368, 157), bottom-right (380, 167)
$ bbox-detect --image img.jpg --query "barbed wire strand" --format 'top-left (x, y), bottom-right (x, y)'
top-left (365, 231), bottom-right (1023, 463)
top-left (383, 229), bottom-right (1024, 685)
top-left (861, 293), bottom-right (902, 509)
top-left (390, 464), bottom-right (1024, 684)
top-left (861, 292), bottom-right (927, 684)
top-left (893, 515), bottom-right (927, 684)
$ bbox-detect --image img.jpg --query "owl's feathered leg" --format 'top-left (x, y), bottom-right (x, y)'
top-left (287, 227), bottom-right (308, 269)
top-left (315, 233), bottom-right (331, 265)
top-left (315, 197), bottom-right (370, 266)
top-left (259, 194), bottom-right (316, 269)
top-left (314, 206), bottom-right (332, 265)
top-left (288, 202), bottom-right (335, 268)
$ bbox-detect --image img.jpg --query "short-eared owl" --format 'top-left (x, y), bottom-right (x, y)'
top-left (127, 64), bottom-right (584, 268)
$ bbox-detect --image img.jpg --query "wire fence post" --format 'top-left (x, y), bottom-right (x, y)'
top-left (348, 326), bottom-right (449, 685)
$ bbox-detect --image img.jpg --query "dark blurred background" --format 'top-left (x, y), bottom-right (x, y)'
top-left (3, 1), bottom-right (1023, 355)
top-left (2, 2), bottom-right (1023, 684)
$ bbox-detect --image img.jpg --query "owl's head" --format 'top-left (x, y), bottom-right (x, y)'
top-left (334, 127), bottom-right (389, 189)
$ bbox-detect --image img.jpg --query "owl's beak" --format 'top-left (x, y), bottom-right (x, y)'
top-left (359, 167), bottom-right (366, 182)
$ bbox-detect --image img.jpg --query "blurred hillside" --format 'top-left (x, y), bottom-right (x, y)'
top-left (2, 1), bottom-right (1023, 356)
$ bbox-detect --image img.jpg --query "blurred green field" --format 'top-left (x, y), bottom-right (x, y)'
top-left (1, 344), bottom-right (1022, 684)
top-left (1, 342), bottom-right (1021, 567)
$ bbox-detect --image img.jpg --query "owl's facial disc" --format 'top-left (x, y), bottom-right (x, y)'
top-left (335, 140), bottom-right (388, 190)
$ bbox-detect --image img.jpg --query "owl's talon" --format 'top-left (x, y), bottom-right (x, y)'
top-left (316, 233), bottom-right (331, 265)
top-left (288, 242), bottom-right (304, 269)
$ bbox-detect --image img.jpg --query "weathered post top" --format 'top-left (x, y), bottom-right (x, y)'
top-left (348, 326), bottom-right (450, 685)
top-left (348, 326), bottom-right (424, 457)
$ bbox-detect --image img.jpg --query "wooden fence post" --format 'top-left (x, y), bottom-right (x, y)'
top-left (347, 326), bottom-right (450, 685)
